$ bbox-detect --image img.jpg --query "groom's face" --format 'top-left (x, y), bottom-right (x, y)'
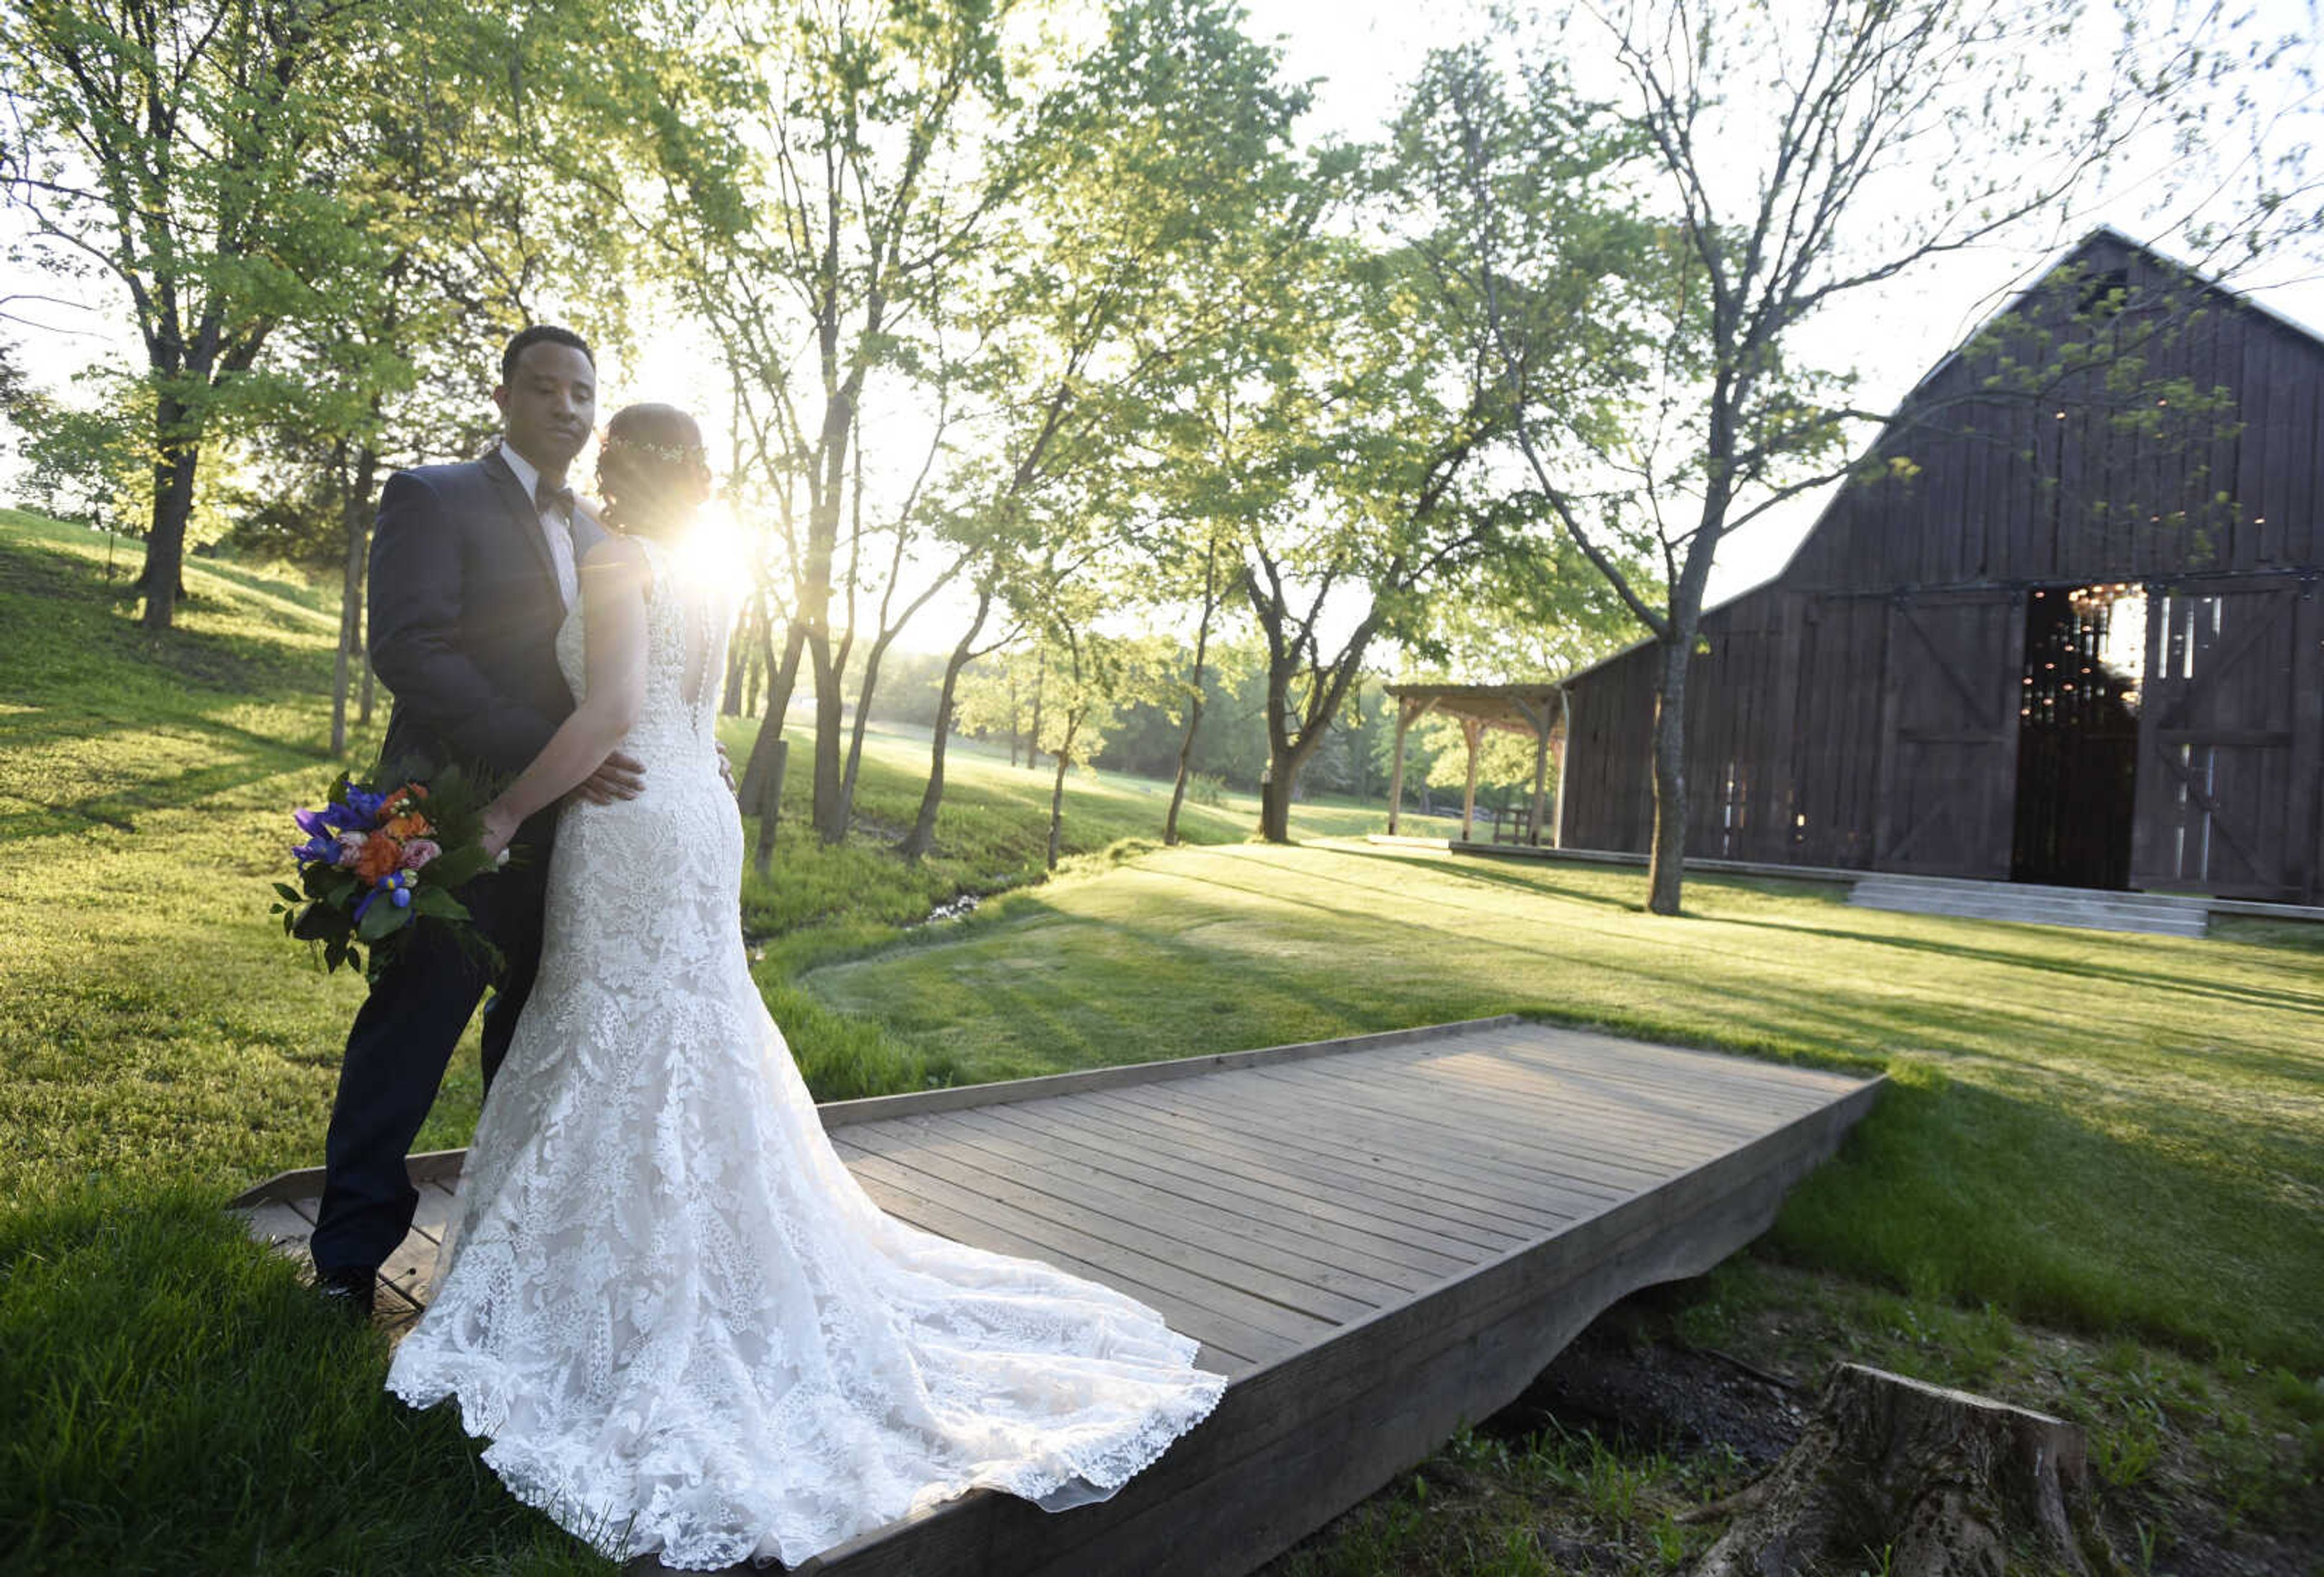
top-left (494, 343), bottom-right (596, 476)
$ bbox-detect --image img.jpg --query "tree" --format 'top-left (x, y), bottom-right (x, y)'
top-left (574, 0), bottom-right (1031, 845)
top-left (1226, 192), bottom-right (1632, 844)
top-left (215, 4), bottom-right (633, 755)
top-left (0, 0), bottom-right (409, 628)
top-left (11, 378), bottom-right (149, 540)
top-left (1433, 2), bottom-right (2316, 913)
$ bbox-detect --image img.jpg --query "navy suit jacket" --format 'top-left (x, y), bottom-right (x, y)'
top-left (367, 447), bottom-right (608, 802)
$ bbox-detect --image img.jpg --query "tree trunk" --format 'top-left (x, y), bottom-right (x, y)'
top-left (721, 596), bottom-right (753, 716)
top-left (1164, 687), bottom-right (1209, 847)
top-left (807, 631), bottom-right (851, 844)
top-left (1647, 623), bottom-right (1695, 915)
top-left (835, 629), bottom-right (899, 839)
top-left (1026, 655), bottom-right (1046, 773)
top-left (136, 396), bottom-right (202, 631)
top-left (752, 738), bottom-right (790, 877)
top-left (330, 445), bottom-right (379, 758)
top-left (1045, 714), bottom-right (1080, 871)
top-left (1164, 540), bottom-right (1218, 847)
top-left (741, 620), bottom-right (807, 813)
top-left (902, 586), bottom-right (992, 862)
top-left (1690, 1364), bottom-right (2121, 1577)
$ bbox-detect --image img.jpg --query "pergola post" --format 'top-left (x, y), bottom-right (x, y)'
top-left (1524, 701), bottom-right (1551, 846)
top-left (1551, 687), bottom-right (1571, 849)
top-left (1460, 716), bottom-right (1483, 843)
top-left (1387, 697), bottom-right (1423, 835)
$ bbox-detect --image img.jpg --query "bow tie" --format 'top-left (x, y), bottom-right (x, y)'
top-left (534, 479), bottom-right (576, 519)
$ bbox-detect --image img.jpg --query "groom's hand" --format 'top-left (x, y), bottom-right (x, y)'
top-left (715, 741), bottom-right (737, 796)
top-left (575, 750), bottom-right (647, 805)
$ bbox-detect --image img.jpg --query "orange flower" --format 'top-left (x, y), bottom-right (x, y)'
top-left (353, 833), bottom-right (403, 882)
top-left (383, 812), bottom-right (433, 840)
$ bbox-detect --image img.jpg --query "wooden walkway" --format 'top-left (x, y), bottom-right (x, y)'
top-left (231, 1015), bottom-right (1882, 1576)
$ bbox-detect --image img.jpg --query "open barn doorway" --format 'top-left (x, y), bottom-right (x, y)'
top-left (2012, 583), bottom-right (2147, 888)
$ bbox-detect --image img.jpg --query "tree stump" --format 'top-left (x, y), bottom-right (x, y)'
top-left (1689, 1363), bottom-right (2122, 1577)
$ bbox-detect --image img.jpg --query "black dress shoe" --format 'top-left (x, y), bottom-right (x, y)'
top-left (315, 1264), bottom-right (377, 1320)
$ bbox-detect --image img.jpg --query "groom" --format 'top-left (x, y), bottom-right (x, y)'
top-left (308, 325), bottom-right (645, 1318)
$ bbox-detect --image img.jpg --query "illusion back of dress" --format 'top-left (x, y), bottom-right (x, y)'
top-left (556, 534), bottom-right (726, 784)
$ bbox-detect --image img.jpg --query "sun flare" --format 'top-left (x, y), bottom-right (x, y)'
top-left (671, 500), bottom-right (752, 599)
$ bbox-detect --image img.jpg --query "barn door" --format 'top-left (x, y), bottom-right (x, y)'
top-left (2131, 578), bottom-right (2319, 899)
top-left (1872, 590), bottom-right (2024, 877)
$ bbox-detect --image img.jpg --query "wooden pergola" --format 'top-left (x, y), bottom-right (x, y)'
top-left (1385, 683), bottom-right (1569, 845)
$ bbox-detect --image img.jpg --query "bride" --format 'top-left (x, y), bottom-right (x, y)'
top-left (385, 403), bottom-right (1227, 1570)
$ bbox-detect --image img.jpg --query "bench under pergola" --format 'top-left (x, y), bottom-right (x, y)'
top-left (1384, 682), bottom-right (1568, 845)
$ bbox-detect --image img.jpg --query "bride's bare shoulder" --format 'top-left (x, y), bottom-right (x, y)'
top-left (579, 533), bottom-right (655, 598)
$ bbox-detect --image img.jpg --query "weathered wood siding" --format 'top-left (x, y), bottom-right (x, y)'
top-left (1557, 233), bottom-right (2324, 900)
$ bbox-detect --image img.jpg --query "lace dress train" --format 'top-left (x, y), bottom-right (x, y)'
top-left (385, 540), bottom-right (1228, 1570)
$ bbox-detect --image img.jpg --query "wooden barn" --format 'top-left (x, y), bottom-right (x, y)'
top-left (1556, 229), bottom-right (2324, 903)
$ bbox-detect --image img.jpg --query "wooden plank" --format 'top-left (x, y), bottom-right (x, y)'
top-left (968, 1101), bottom-right (1486, 1275)
top-left (1397, 1026), bottom-right (1836, 1116)
top-left (814, 1016), bottom-right (1525, 1132)
top-left (233, 1199), bottom-right (314, 1257)
top-left (1328, 1051), bottom-right (1756, 1162)
top-left (1485, 1026), bottom-right (1866, 1103)
top-left (838, 1166), bottom-right (1270, 1372)
top-left (1073, 1084), bottom-right (1564, 1241)
top-left (847, 1114), bottom-right (1428, 1304)
top-left (1086, 1083), bottom-right (1604, 1229)
top-left (836, 1145), bottom-right (1326, 1359)
top-left (1016, 1089), bottom-right (1529, 1254)
top-left (1453, 1039), bottom-right (1843, 1129)
top-left (941, 1104), bottom-right (1475, 1284)
top-left (1365, 1048), bottom-right (1779, 1151)
top-left (1236, 1062), bottom-right (1691, 1189)
top-left (834, 1133), bottom-right (1379, 1328)
top-left (409, 1178), bottom-right (459, 1247)
top-left (375, 1227), bottom-right (438, 1313)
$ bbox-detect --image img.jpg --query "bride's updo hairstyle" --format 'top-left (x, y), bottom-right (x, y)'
top-left (596, 402), bottom-right (712, 534)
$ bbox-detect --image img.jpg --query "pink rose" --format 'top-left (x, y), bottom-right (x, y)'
top-left (333, 831), bottom-right (367, 868)
top-left (399, 838), bottom-right (442, 871)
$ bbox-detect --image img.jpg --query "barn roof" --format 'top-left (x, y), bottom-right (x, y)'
top-left (1548, 225), bottom-right (2322, 691)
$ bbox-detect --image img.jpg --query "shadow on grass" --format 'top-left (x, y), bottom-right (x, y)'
top-left (1310, 842), bottom-right (1649, 913)
top-left (1708, 911), bottom-right (2324, 1018)
top-left (0, 1180), bottom-right (614, 1575)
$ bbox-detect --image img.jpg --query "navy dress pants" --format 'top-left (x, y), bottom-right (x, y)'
top-left (308, 837), bottom-right (553, 1278)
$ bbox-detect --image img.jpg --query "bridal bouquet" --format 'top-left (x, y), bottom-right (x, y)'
top-left (272, 767), bottom-right (502, 979)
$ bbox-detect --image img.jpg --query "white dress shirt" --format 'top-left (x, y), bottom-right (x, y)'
top-left (498, 440), bottom-right (579, 609)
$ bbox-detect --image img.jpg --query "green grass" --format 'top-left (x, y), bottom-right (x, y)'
top-left (3, 510), bottom-right (2317, 1572)
top-left (803, 840), bottom-right (2324, 1370)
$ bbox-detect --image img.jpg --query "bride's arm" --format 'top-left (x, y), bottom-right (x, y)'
top-left (479, 539), bottom-right (653, 857)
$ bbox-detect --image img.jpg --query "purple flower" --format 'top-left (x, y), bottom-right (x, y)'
top-left (398, 838), bottom-right (441, 872)
top-left (333, 831), bottom-right (367, 868)
top-left (320, 786), bottom-right (387, 833)
top-left (294, 807), bottom-right (332, 839)
top-left (291, 833), bottom-right (338, 865)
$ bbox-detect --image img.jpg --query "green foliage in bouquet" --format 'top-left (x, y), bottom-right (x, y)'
top-left (271, 764), bottom-right (504, 981)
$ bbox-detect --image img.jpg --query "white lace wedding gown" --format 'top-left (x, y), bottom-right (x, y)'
top-left (386, 537), bottom-right (1227, 1570)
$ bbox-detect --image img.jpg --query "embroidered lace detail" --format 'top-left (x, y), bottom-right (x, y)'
top-left (385, 535), bottom-right (1227, 1569)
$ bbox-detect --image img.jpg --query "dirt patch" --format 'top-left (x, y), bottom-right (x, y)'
top-left (1488, 1307), bottom-right (1810, 1473)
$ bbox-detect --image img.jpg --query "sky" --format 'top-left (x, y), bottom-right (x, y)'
top-left (5, 0), bottom-right (2321, 652)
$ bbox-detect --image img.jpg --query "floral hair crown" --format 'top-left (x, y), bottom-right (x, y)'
top-left (603, 433), bottom-right (704, 465)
